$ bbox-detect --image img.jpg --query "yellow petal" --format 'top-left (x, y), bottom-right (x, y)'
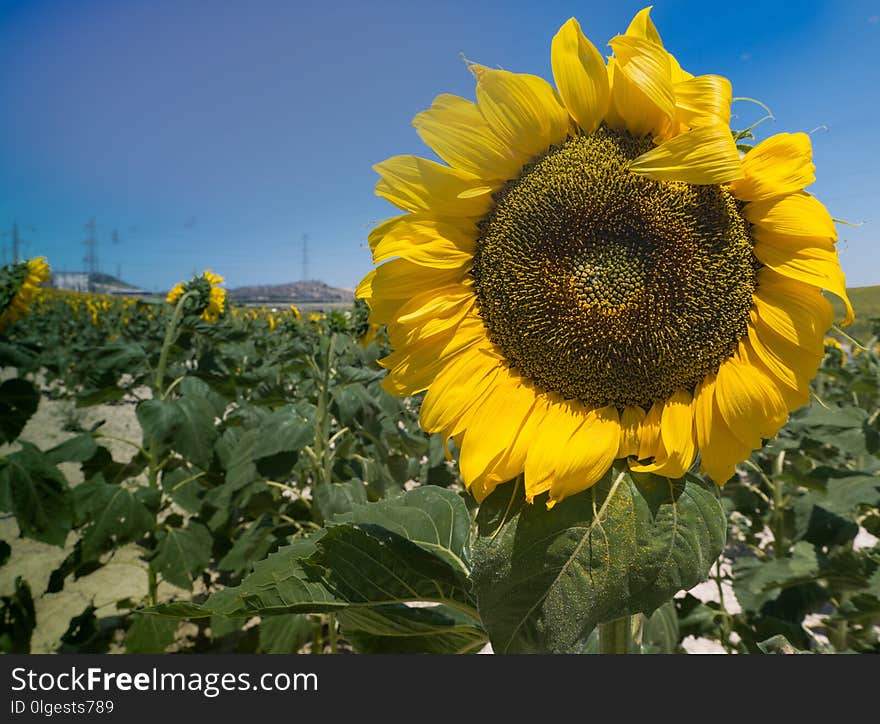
top-left (372, 216), bottom-right (476, 269)
top-left (374, 155), bottom-right (495, 216)
top-left (524, 399), bottom-right (583, 501)
top-left (752, 271), bottom-right (833, 348)
top-left (737, 337), bottom-right (812, 412)
top-left (617, 405), bottom-right (646, 458)
top-left (609, 34), bottom-right (675, 124)
top-left (693, 374), bottom-right (752, 485)
top-left (547, 405), bottom-right (621, 506)
top-left (673, 74), bottom-right (732, 129)
top-left (731, 133), bottom-right (815, 202)
top-left (636, 399), bottom-right (663, 461)
top-left (418, 343), bottom-right (501, 434)
top-left (745, 319), bottom-right (821, 393)
top-left (630, 389), bottom-right (696, 478)
top-left (412, 94), bottom-right (525, 180)
top-left (458, 372), bottom-right (540, 497)
top-left (551, 18), bottom-right (609, 134)
top-left (744, 191), bottom-right (836, 241)
top-left (625, 6), bottom-right (663, 43)
top-left (714, 357), bottom-right (787, 448)
top-left (367, 214), bottom-right (407, 252)
top-left (629, 124), bottom-right (743, 184)
top-left (359, 259), bottom-right (468, 323)
top-left (753, 235), bottom-right (854, 326)
top-left (472, 66), bottom-right (570, 161)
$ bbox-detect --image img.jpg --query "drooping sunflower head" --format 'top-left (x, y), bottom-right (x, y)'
top-left (166, 270), bottom-right (226, 322)
top-left (359, 8), bottom-right (853, 507)
top-left (0, 256), bottom-right (51, 333)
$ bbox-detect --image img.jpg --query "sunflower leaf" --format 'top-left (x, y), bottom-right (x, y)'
top-left (472, 466), bottom-right (726, 653)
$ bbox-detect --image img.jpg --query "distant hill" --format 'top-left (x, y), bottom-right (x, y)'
top-left (829, 285), bottom-right (880, 343)
top-left (51, 271), bottom-right (149, 296)
top-left (227, 280), bottom-right (353, 304)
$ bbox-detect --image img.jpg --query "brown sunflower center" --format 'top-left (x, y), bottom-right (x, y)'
top-left (471, 125), bottom-right (758, 409)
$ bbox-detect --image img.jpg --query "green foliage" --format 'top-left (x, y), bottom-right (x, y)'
top-left (471, 468), bottom-right (725, 653)
top-left (3, 288), bottom-right (879, 654)
top-left (0, 378), bottom-right (39, 444)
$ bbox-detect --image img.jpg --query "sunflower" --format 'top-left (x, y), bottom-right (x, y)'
top-left (358, 8), bottom-right (853, 508)
top-left (166, 270), bottom-right (226, 322)
top-left (0, 257), bottom-right (50, 333)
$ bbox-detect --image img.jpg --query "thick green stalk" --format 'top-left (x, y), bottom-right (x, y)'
top-left (313, 333), bottom-right (337, 489)
top-left (154, 291), bottom-right (195, 399)
top-left (598, 616), bottom-right (632, 654)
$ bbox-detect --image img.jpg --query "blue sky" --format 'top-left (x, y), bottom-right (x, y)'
top-left (0, 0), bottom-right (878, 292)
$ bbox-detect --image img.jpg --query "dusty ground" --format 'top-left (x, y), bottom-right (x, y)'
top-left (0, 374), bottom-right (177, 652)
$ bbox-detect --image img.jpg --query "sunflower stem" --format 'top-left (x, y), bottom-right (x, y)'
top-left (155, 291), bottom-right (196, 399)
top-left (598, 616), bottom-right (633, 654)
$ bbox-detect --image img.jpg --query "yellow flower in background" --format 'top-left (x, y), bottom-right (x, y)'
top-left (289, 304), bottom-right (302, 320)
top-left (358, 7), bottom-right (852, 507)
top-left (0, 257), bottom-right (51, 332)
top-left (166, 270), bottom-right (226, 322)
top-left (824, 337), bottom-right (843, 353)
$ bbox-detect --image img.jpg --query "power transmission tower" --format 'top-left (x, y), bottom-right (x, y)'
top-left (2, 222), bottom-right (36, 263)
top-left (301, 233), bottom-right (310, 281)
top-left (112, 229), bottom-right (122, 281)
top-left (82, 218), bottom-right (99, 291)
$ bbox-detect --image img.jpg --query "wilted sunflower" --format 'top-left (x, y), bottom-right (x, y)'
top-left (166, 270), bottom-right (226, 322)
top-left (0, 257), bottom-right (50, 332)
top-left (358, 8), bottom-right (853, 507)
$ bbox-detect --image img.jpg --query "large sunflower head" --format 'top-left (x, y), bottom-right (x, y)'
top-left (358, 8), bottom-right (853, 508)
top-left (166, 270), bottom-right (226, 322)
top-left (0, 256), bottom-right (51, 333)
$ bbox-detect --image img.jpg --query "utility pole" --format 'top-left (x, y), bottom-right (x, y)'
top-left (302, 233), bottom-right (310, 281)
top-left (82, 218), bottom-right (99, 291)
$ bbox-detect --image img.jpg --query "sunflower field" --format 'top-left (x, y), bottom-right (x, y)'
top-left (0, 276), bottom-right (877, 655)
top-left (2, 6), bottom-right (879, 656)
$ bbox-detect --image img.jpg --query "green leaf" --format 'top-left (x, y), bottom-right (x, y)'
top-left (0, 442), bottom-right (72, 546)
top-left (252, 404), bottom-right (314, 460)
top-left (125, 614), bottom-right (179, 653)
top-left (339, 605), bottom-right (487, 654)
top-left (258, 614), bottom-right (315, 654)
top-left (151, 522), bottom-right (213, 590)
top-left (217, 428), bottom-right (261, 490)
top-left (172, 397), bottom-right (219, 469)
top-left (72, 476), bottom-right (155, 560)
top-left (733, 541), bottom-right (819, 613)
top-left (137, 397), bottom-right (217, 469)
top-left (217, 515), bottom-right (275, 576)
top-left (181, 376), bottom-right (226, 417)
top-left (641, 601), bottom-right (679, 654)
top-left (0, 576), bottom-right (36, 654)
top-left (136, 399), bottom-right (183, 456)
top-left (208, 489), bottom-right (476, 619)
top-left (472, 468), bottom-right (726, 653)
top-left (333, 486), bottom-right (471, 574)
top-left (206, 535), bottom-right (336, 617)
top-left (305, 524), bottom-right (474, 608)
top-left (313, 479), bottom-right (368, 523)
top-left (45, 434), bottom-right (99, 465)
top-left (0, 378), bottom-right (39, 445)
top-left (757, 634), bottom-right (811, 654)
